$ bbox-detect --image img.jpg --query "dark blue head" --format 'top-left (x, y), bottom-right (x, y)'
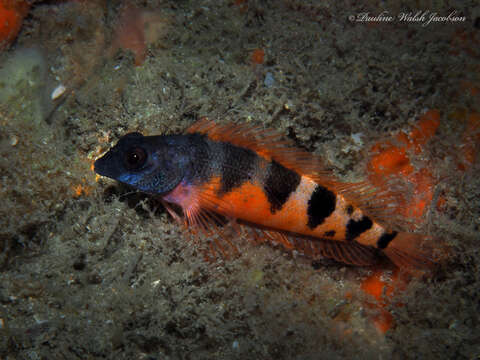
top-left (94, 132), bottom-right (191, 194)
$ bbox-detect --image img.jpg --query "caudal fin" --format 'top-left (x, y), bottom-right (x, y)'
top-left (382, 232), bottom-right (439, 274)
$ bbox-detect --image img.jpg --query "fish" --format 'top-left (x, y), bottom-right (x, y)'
top-left (94, 118), bottom-right (435, 272)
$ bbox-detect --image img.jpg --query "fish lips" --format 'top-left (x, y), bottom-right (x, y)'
top-left (94, 150), bottom-right (124, 180)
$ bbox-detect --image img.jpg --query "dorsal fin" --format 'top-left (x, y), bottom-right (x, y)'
top-left (334, 179), bottom-right (417, 231)
top-left (187, 118), bottom-right (335, 182)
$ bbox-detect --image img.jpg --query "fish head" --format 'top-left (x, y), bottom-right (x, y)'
top-left (94, 132), bottom-right (188, 194)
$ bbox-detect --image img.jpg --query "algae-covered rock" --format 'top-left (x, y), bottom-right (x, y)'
top-left (0, 47), bottom-right (49, 124)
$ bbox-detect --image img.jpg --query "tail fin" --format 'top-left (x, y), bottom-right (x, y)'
top-left (382, 232), bottom-right (439, 274)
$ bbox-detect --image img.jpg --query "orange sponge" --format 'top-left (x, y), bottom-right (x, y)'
top-left (368, 145), bottom-right (413, 177)
top-left (368, 110), bottom-right (440, 220)
top-left (360, 270), bottom-right (407, 334)
top-left (408, 109), bottom-right (440, 154)
top-left (0, 0), bottom-right (29, 50)
top-left (251, 48), bottom-right (265, 65)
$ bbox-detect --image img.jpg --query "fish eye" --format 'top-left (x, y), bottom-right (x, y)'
top-left (124, 147), bottom-right (147, 170)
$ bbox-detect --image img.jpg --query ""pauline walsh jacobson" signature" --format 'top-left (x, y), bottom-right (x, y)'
top-left (352, 10), bottom-right (466, 27)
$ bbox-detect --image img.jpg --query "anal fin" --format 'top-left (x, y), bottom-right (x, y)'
top-left (243, 225), bottom-right (381, 267)
top-left (309, 239), bottom-right (380, 266)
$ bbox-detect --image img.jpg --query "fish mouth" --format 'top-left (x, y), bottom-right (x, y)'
top-left (93, 157), bottom-right (107, 177)
top-left (93, 153), bottom-right (118, 178)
